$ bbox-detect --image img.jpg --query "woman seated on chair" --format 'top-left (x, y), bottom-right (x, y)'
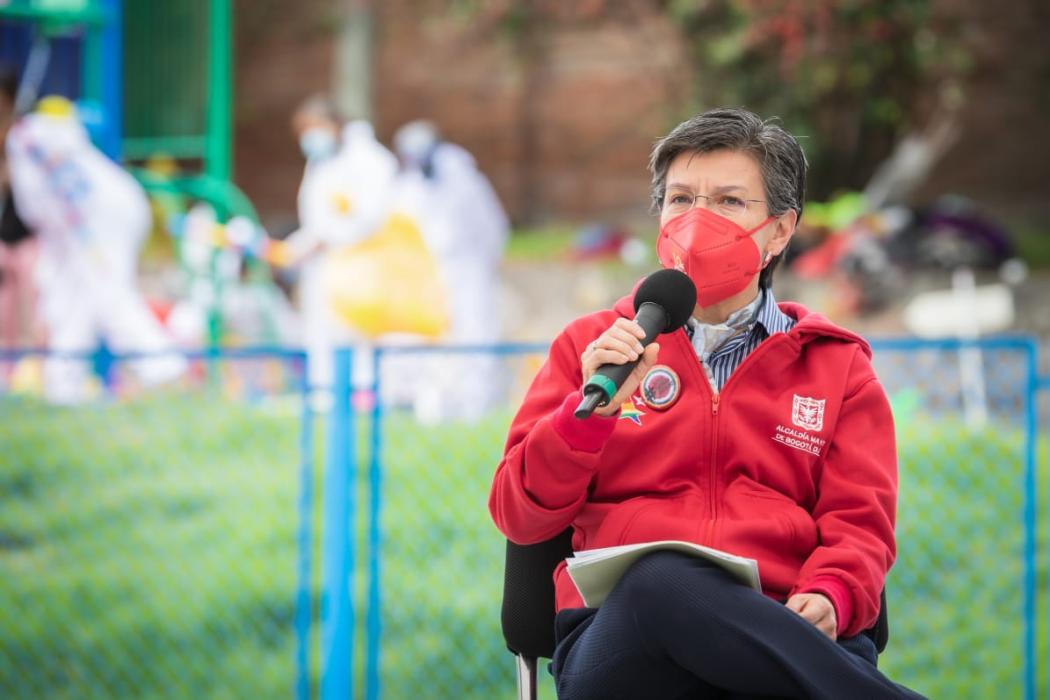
top-left (489, 107), bottom-right (925, 700)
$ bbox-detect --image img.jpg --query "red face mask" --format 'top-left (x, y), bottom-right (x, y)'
top-left (657, 207), bottom-right (774, 308)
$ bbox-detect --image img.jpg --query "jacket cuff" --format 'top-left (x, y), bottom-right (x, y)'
top-left (798, 576), bottom-right (853, 638)
top-left (551, 390), bottom-right (618, 453)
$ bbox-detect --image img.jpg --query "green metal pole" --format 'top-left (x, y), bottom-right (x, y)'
top-left (205, 0), bottom-right (232, 352)
top-left (206, 0), bottom-right (232, 185)
top-left (82, 19), bottom-right (102, 105)
top-left (80, 0), bottom-right (121, 160)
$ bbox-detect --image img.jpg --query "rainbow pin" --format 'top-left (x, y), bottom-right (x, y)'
top-left (618, 399), bottom-right (645, 426)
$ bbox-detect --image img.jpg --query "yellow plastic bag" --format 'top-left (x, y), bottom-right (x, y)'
top-left (322, 213), bottom-right (449, 339)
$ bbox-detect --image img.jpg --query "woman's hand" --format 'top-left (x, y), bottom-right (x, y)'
top-left (786, 593), bottom-right (837, 640)
top-left (581, 318), bottom-right (660, 417)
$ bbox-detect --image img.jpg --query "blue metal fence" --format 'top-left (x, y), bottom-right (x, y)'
top-left (867, 336), bottom-right (1039, 699)
top-left (3, 337), bottom-right (1048, 699)
top-left (316, 336), bottom-right (1048, 700)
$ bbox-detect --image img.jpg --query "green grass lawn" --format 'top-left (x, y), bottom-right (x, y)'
top-left (505, 225), bottom-right (577, 262)
top-left (0, 393), bottom-right (303, 699)
top-left (1010, 222), bottom-right (1050, 269)
top-left (1, 392), bottom-right (1045, 699)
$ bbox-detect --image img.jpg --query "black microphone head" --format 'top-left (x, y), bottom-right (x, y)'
top-left (634, 269), bottom-right (697, 332)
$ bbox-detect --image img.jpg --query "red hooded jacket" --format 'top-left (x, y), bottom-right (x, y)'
top-left (489, 292), bottom-right (897, 638)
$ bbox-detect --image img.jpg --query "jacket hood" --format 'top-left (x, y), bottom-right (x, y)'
top-left (778, 301), bottom-right (872, 358)
top-left (613, 278), bottom-right (871, 358)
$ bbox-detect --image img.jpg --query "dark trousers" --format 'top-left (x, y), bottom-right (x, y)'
top-left (551, 551), bottom-right (926, 700)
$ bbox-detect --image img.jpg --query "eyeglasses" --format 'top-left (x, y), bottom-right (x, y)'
top-left (660, 190), bottom-right (765, 218)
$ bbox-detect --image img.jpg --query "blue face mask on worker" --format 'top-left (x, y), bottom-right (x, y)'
top-left (299, 127), bottom-right (337, 161)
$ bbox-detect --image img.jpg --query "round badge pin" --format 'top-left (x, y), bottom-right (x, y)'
top-left (641, 365), bottom-right (681, 411)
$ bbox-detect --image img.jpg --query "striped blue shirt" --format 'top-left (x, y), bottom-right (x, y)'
top-left (685, 288), bottom-right (797, 393)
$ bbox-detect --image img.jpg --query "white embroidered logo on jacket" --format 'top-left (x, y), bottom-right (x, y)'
top-left (791, 395), bottom-right (826, 432)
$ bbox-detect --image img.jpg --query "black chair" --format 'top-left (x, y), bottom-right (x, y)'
top-left (500, 529), bottom-right (889, 700)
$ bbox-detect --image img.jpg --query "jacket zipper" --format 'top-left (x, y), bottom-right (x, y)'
top-left (691, 333), bottom-right (794, 542)
top-left (708, 389), bottom-right (720, 540)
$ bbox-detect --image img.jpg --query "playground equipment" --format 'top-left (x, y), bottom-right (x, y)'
top-left (1, 0), bottom-right (282, 348)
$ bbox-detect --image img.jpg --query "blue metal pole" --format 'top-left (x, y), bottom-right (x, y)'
top-left (321, 349), bottom-right (355, 700)
top-left (1021, 339), bottom-right (1037, 700)
top-left (295, 367), bottom-right (316, 700)
top-left (365, 349), bottom-right (384, 700)
top-left (1040, 339), bottom-right (1050, 700)
top-left (90, 341), bottom-right (116, 394)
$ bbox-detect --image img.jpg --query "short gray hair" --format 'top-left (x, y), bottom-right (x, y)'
top-left (648, 107), bottom-right (808, 288)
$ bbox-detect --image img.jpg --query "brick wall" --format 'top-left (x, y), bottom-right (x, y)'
top-left (914, 0), bottom-right (1050, 220)
top-left (232, 0), bottom-right (339, 231)
top-left (231, 1), bottom-right (692, 227)
top-left (371, 2), bottom-right (693, 225)
top-left (231, 1), bottom-right (1050, 228)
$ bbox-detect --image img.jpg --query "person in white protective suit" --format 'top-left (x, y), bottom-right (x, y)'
top-left (5, 96), bottom-right (184, 403)
top-left (392, 120), bottom-right (509, 422)
top-left (281, 96), bottom-right (397, 399)
top-left (1, 67), bottom-right (41, 358)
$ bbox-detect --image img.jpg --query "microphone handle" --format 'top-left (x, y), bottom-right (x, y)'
top-left (574, 303), bottom-right (668, 419)
top-left (574, 390), bottom-right (605, 419)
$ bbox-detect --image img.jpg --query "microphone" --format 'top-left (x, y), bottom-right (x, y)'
top-left (575, 269), bottom-right (697, 419)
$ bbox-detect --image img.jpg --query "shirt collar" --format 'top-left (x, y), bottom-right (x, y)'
top-left (687, 289), bottom-right (764, 336)
top-left (687, 291), bottom-right (764, 359)
top-left (685, 288), bottom-right (795, 359)
top-left (754, 287), bottom-right (795, 336)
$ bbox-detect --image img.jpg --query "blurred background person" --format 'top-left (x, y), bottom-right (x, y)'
top-left (275, 94), bottom-right (398, 402)
top-left (5, 96), bottom-right (184, 403)
top-left (392, 119), bottom-right (510, 422)
top-left (0, 66), bottom-right (39, 364)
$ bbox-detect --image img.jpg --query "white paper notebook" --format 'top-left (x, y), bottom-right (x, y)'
top-left (565, 540), bottom-right (761, 608)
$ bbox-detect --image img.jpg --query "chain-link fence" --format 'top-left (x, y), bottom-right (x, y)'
top-left (0, 349), bottom-right (313, 700)
top-left (356, 337), bottom-right (1044, 700)
top-left (362, 345), bottom-right (550, 700)
top-left (2, 338), bottom-right (1046, 700)
top-left (871, 338), bottom-right (1040, 700)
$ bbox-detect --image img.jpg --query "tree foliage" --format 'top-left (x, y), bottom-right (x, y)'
top-left (664, 0), bottom-right (971, 199)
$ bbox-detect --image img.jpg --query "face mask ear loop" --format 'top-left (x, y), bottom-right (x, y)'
top-left (744, 215), bottom-right (777, 237)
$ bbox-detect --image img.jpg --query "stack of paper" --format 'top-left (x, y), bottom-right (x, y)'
top-left (566, 540), bottom-right (761, 608)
